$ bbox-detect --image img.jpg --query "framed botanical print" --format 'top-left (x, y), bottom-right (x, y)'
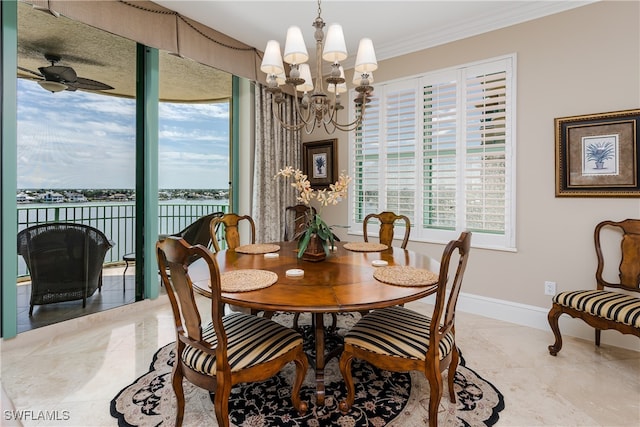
top-left (555, 109), bottom-right (640, 197)
top-left (303, 139), bottom-right (337, 189)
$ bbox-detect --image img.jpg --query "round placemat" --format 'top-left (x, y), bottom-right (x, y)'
top-left (220, 269), bottom-right (278, 292)
top-left (343, 242), bottom-right (389, 252)
top-left (373, 266), bottom-right (439, 287)
top-left (234, 244), bottom-right (281, 254)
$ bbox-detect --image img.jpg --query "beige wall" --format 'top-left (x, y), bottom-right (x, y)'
top-left (317, 1), bottom-right (639, 348)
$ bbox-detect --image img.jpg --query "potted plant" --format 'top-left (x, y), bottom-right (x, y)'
top-left (276, 166), bottom-right (351, 260)
top-left (586, 141), bottom-right (615, 169)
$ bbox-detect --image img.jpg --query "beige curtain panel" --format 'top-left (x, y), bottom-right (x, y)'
top-left (25, 0), bottom-right (262, 82)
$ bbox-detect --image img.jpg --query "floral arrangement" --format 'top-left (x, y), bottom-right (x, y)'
top-left (275, 166), bottom-right (351, 258)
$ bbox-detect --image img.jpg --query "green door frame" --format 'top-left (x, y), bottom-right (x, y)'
top-left (136, 44), bottom-right (160, 301)
top-left (0, 31), bottom-right (161, 338)
top-left (1, 0), bottom-right (18, 338)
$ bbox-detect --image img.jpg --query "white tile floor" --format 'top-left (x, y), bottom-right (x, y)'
top-left (1, 298), bottom-right (639, 426)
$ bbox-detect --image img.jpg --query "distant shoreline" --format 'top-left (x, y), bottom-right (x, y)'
top-left (16, 198), bottom-right (229, 207)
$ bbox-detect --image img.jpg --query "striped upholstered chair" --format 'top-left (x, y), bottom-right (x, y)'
top-left (548, 219), bottom-right (640, 355)
top-left (156, 237), bottom-right (308, 427)
top-left (339, 231), bottom-right (472, 427)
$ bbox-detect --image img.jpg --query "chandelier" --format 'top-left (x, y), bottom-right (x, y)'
top-left (260, 0), bottom-right (377, 134)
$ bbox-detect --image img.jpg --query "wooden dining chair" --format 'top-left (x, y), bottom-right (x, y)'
top-left (339, 231), bottom-right (472, 427)
top-left (363, 211), bottom-right (411, 249)
top-left (210, 213), bottom-right (256, 252)
top-left (548, 219), bottom-right (640, 355)
top-left (284, 204), bottom-right (316, 241)
top-left (156, 237), bottom-right (308, 427)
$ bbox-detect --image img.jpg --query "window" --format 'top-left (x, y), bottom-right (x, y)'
top-left (349, 55), bottom-right (515, 250)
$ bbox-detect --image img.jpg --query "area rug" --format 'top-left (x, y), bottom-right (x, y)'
top-left (111, 313), bottom-right (504, 426)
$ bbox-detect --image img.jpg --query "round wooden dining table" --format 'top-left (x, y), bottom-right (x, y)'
top-left (190, 240), bottom-right (440, 405)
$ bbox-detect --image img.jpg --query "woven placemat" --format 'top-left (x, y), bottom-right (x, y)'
top-left (220, 269), bottom-right (278, 292)
top-left (373, 266), bottom-right (439, 287)
top-left (343, 242), bottom-right (389, 252)
top-left (234, 244), bottom-right (281, 254)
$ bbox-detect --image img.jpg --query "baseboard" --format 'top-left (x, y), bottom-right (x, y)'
top-left (420, 292), bottom-right (640, 352)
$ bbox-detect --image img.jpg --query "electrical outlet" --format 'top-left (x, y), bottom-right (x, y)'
top-left (544, 281), bottom-right (556, 295)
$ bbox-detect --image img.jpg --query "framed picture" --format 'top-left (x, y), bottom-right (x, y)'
top-left (303, 139), bottom-right (338, 189)
top-left (555, 109), bottom-right (640, 197)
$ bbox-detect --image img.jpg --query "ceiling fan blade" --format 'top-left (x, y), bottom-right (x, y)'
top-left (17, 66), bottom-right (44, 78)
top-left (38, 65), bottom-right (77, 83)
top-left (72, 77), bottom-right (114, 91)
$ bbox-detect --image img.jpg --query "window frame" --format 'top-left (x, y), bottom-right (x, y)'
top-left (348, 54), bottom-right (517, 251)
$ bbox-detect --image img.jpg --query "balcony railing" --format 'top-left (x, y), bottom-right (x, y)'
top-left (17, 201), bottom-right (229, 277)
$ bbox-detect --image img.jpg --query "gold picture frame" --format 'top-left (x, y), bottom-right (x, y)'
top-left (303, 139), bottom-right (338, 189)
top-left (555, 109), bottom-right (640, 197)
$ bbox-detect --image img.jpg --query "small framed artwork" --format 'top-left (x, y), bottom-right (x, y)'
top-left (303, 139), bottom-right (338, 189)
top-left (555, 109), bottom-right (640, 197)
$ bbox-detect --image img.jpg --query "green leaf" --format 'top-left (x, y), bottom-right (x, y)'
top-left (297, 231), bottom-right (311, 258)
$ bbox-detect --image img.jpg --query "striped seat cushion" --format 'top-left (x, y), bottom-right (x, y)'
top-left (344, 306), bottom-right (455, 360)
top-left (553, 290), bottom-right (640, 328)
top-left (181, 312), bottom-right (303, 375)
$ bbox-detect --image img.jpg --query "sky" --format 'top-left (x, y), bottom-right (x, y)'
top-left (16, 79), bottom-right (230, 190)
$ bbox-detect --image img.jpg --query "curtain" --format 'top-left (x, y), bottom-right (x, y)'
top-left (26, 0), bottom-right (261, 81)
top-left (252, 84), bottom-right (301, 243)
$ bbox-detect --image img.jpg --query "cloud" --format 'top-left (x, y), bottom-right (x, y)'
top-left (17, 79), bottom-right (230, 189)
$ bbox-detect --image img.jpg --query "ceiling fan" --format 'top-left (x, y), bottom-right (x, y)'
top-left (18, 53), bottom-right (114, 93)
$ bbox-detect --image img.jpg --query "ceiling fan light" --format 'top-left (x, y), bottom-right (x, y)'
top-left (38, 80), bottom-right (67, 93)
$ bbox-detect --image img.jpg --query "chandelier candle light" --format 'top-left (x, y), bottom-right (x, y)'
top-left (260, 0), bottom-right (377, 134)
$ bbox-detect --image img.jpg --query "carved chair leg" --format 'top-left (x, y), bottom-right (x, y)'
top-left (547, 304), bottom-right (564, 356)
top-left (291, 349), bottom-right (309, 415)
top-left (427, 368), bottom-right (443, 427)
top-left (171, 364), bottom-right (185, 427)
top-left (447, 347), bottom-right (460, 403)
top-left (214, 375), bottom-right (232, 427)
top-left (338, 351), bottom-right (355, 412)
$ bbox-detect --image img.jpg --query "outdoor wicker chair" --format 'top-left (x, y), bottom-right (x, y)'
top-left (17, 222), bottom-right (114, 316)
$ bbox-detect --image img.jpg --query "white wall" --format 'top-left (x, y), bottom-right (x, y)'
top-left (317, 1), bottom-right (640, 350)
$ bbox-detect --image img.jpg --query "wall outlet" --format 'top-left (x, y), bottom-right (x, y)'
top-left (544, 281), bottom-right (557, 295)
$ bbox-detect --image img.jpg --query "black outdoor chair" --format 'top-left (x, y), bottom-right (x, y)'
top-left (122, 212), bottom-right (225, 282)
top-left (17, 222), bottom-right (114, 316)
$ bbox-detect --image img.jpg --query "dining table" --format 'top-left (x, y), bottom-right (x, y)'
top-left (190, 240), bottom-right (440, 405)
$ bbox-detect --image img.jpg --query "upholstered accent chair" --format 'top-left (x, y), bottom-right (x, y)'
top-left (548, 219), bottom-right (640, 355)
top-left (156, 237), bottom-right (308, 427)
top-left (210, 213), bottom-right (256, 252)
top-left (17, 222), bottom-right (114, 316)
top-left (339, 231), bottom-right (472, 427)
top-left (363, 211), bottom-right (411, 249)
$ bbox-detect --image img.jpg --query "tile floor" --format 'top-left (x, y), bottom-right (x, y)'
top-left (1, 297), bottom-right (639, 426)
top-left (16, 267), bottom-right (137, 333)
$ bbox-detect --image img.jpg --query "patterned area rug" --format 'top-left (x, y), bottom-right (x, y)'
top-left (111, 313), bottom-right (504, 426)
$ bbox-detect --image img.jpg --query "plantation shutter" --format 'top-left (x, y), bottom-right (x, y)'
top-left (422, 72), bottom-right (458, 231)
top-left (464, 63), bottom-right (509, 237)
top-left (352, 93), bottom-right (381, 223)
top-left (350, 55), bottom-right (514, 249)
top-left (384, 81), bottom-right (418, 224)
